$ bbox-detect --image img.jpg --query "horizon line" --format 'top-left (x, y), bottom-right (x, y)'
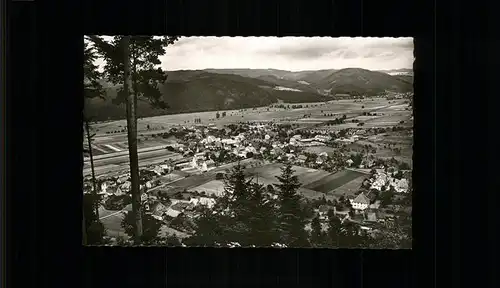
top-left (165, 67), bottom-right (414, 72)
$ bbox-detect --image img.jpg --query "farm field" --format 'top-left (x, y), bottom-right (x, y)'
top-left (186, 163), bottom-right (334, 198)
top-left (364, 113), bottom-right (410, 125)
top-left (90, 98), bottom-right (404, 136)
top-left (83, 151), bottom-right (183, 177)
top-left (244, 163), bottom-right (332, 186)
top-left (87, 137), bottom-right (176, 157)
top-left (328, 174), bottom-right (367, 197)
top-left (304, 146), bottom-right (337, 155)
top-left (153, 172), bottom-right (217, 195)
top-left (158, 172), bottom-right (186, 183)
top-left (379, 135), bottom-right (413, 145)
top-left (87, 149), bottom-right (178, 167)
top-left (351, 115), bottom-right (380, 121)
top-left (299, 188), bottom-right (338, 201)
top-left (313, 122), bottom-right (362, 131)
top-left (304, 169), bottom-right (366, 193)
top-left (189, 180), bottom-right (225, 197)
top-left (84, 98), bottom-right (412, 178)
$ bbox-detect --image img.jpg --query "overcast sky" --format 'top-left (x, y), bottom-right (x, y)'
top-left (93, 36), bottom-right (413, 72)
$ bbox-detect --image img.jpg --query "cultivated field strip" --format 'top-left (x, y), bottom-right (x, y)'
top-left (329, 175), bottom-right (367, 197)
top-left (304, 170), bottom-right (366, 193)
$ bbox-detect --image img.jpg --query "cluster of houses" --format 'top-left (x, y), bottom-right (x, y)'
top-left (369, 170), bottom-right (409, 193)
top-left (159, 123), bottom-right (382, 177)
top-left (86, 121), bottom-right (412, 242)
top-left (289, 134), bottom-right (332, 146)
top-left (144, 193), bottom-right (217, 222)
top-left (306, 164), bottom-right (411, 233)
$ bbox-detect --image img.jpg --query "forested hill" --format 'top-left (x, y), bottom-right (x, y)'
top-left (85, 68), bottom-right (412, 121)
top-left (84, 71), bottom-right (331, 121)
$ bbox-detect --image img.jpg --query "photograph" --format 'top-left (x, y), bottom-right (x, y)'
top-left (83, 36), bottom-right (413, 248)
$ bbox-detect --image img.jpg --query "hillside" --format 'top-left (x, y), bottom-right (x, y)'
top-left (204, 68), bottom-right (293, 80)
top-left (205, 68), bottom-right (411, 96)
top-left (316, 68), bottom-right (413, 95)
top-left (84, 71), bottom-right (331, 121)
top-left (377, 68), bottom-right (413, 75)
top-left (205, 68), bottom-right (338, 85)
top-left (254, 75), bottom-right (319, 93)
top-left (85, 68), bottom-right (413, 121)
top-left (395, 74), bottom-right (413, 84)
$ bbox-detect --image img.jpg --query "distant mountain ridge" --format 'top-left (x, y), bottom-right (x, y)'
top-left (204, 67), bottom-right (412, 96)
top-left (315, 68), bottom-right (413, 95)
top-left (85, 67), bottom-right (413, 121)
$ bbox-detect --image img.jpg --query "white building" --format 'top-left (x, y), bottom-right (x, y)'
top-left (314, 135), bottom-right (331, 142)
top-left (370, 172), bottom-right (389, 191)
top-left (350, 193), bottom-right (370, 211)
top-left (222, 138), bottom-right (238, 146)
top-left (201, 135), bottom-right (220, 145)
top-left (300, 138), bottom-right (314, 143)
top-left (190, 197), bottom-right (216, 209)
top-left (191, 156), bottom-right (198, 168)
top-left (100, 182), bottom-right (108, 193)
top-left (244, 145), bottom-right (258, 154)
top-left (390, 178), bottom-right (409, 193)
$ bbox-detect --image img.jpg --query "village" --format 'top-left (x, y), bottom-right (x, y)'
top-left (83, 96), bottom-right (413, 245)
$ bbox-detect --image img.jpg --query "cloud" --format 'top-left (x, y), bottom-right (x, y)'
top-left (162, 37), bottom-right (413, 71)
top-left (90, 36), bottom-right (414, 72)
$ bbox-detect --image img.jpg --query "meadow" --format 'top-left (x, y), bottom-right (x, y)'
top-left (90, 98), bottom-right (402, 136)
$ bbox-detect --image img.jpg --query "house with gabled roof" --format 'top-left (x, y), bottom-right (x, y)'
top-left (350, 192), bottom-right (370, 211)
top-left (148, 201), bottom-right (168, 220)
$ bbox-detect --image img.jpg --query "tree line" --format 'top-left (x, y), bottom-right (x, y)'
top-left (184, 162), bottom-right (372, 248)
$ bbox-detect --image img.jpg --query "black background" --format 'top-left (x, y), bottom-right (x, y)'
top-left (7, 0), bottom-right (496, 287)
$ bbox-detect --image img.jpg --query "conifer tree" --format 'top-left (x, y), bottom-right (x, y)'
top-left (186, 200), bottom-right (227, 247)
top-left (187, 163), bottom-right (251, 246)
top-left (326, 209), bottom-right (342, 247)
top-left (220, 163), bottom-right (253, 245)
top-left (87, 35), bottom-right (178, 244)
top-left (338, 220), bottom-right (370, 248)
top-left (310, 215), bottom-right (326, 247)
top-left (83, 193), bottom-right (106, 245)
top-left (121, 209), bottom-right (162, 245)
top-left (246, 182), bottom-right (279, 246)
top-left (274, 162), bottom-right (309, 247)
top-left (83, 40), bottom-right (106, 242)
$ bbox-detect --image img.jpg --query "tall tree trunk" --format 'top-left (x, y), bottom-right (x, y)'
top-left (123, 36), bottom-right (143, 243)
top-left (82, 208), bottom-right (88, 245)
top-left (85, 118), bottom-right (100, 218)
